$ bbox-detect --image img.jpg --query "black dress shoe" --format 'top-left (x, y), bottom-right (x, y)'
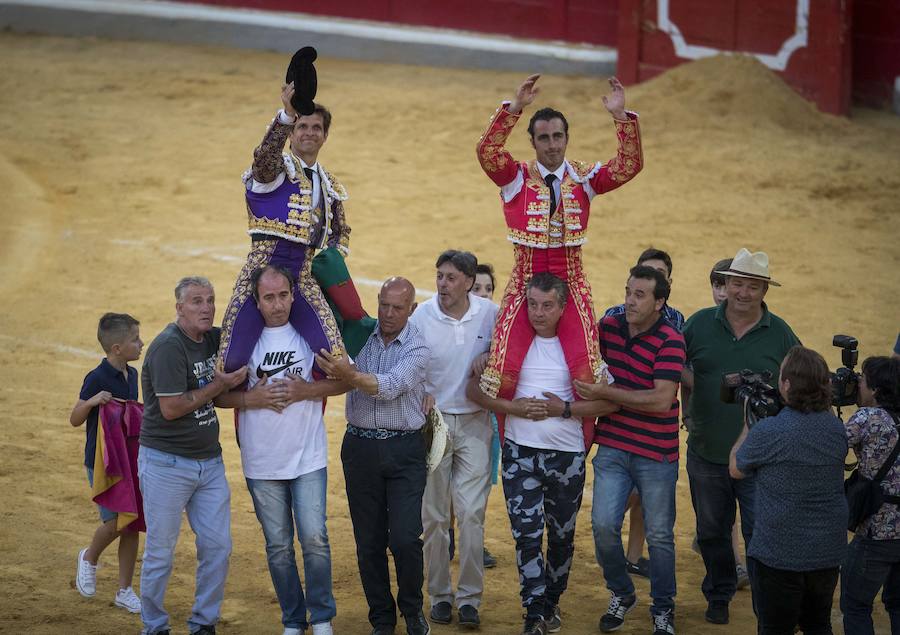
top-left (405, 611), bottom-right (431, 635)
top-left (371, 625), bottom-right (395, 635)
top-left (430, 601), bottom-right (452, 624)
top-left (458, 605), bottom-right (480, 628)
top-left (705, 600), bottom-right (729, 624)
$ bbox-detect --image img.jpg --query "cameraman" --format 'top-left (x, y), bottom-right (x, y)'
top-left (841, 356), bottom-right (900, 634)
top-left (729, 346), bottom-right (847, 635)
top-left (682, 248), bottom-right (800, 624)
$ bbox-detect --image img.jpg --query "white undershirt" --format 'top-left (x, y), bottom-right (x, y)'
top-left (505, 335), bottom-right (584, 452)
top-left (239, 323), bottom-right (327, 480)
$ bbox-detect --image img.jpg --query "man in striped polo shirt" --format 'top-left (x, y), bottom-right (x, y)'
top-left (574, 265), bottom-right (685, 635)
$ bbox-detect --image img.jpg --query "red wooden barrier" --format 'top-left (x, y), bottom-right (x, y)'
top-left (185, 0), bottom-right (619, 47)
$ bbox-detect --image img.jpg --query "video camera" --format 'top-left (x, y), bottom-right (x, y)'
top-left (721, 369), bottom-right (783, 427)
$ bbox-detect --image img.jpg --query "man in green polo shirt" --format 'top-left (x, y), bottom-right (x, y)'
top-left (682, 248), bottom-right (800, 626)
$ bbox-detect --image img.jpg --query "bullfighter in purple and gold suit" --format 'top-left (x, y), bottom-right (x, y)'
top-left (219, 81), bottom-right (374, 372)
top-left (475, 74), bottom-right (643, 448)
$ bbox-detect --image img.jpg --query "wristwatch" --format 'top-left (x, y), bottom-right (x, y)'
top-left (561, 401), bottom-right (572, 419)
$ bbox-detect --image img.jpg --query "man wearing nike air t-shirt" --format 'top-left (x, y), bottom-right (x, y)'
top-left (219, 264), bottom-right (348, 635)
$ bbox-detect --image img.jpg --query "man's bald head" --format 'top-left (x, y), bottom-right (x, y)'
top-left (377, 277), bottom-right (417, 342)
top-left (381, 277), bottom-right (416, 302)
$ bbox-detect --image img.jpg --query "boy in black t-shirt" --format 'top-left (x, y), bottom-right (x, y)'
top-left (69, 313), bottom-right (143, 613)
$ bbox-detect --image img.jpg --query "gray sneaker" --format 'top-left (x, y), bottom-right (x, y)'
top-left (652, 609), bottom-right (675, 635)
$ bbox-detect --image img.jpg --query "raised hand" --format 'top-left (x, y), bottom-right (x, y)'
top-left (281, 81), bottom-right (298, 119)
top-left (601, 77), bottom-right (627, 120)
top-left (509, 74), bottom-right (541, 115)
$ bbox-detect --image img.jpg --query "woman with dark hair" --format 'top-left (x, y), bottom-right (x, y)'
top-left (729, 345), bottom-right (848, 635)
top-left (842, 355), bottom-right (900, 634)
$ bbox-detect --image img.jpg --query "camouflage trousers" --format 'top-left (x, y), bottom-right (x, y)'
top-left (501, 439), bottom-right (586, 619)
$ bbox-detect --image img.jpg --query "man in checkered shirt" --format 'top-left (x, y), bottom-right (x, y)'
top-left (316, 277), bottom-right (432, 635)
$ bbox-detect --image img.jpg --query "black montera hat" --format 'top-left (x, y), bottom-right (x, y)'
top-left (285, 46), bottom-right (318, 116)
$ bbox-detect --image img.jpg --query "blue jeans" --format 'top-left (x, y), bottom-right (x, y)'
top-left (841, 536), bottom-right (900, 635)
top-left (137, 446), bottom-right (232, 635)
top-left (591, 446), bottom-right (678, 614)
top-left (686, 448), bottom-right (756, 603)
top-left (246, 468), bottom-right (336, 629)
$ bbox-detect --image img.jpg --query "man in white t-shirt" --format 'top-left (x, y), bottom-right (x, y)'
top-left (467, 272), bottom-right (618, 635)
top-left (219, 264), bottom-right (349, 635)
top-left (409, 250), bottom-right (498, 628)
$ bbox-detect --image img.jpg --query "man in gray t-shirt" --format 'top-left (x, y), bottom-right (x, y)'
top-left (141, 323), bottom-right (222, 459)
top-left (138, 276), bottom-right (246, 635)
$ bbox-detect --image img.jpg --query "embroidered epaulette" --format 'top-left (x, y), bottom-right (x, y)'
top-left (321, 168), bottom-right (349, 202)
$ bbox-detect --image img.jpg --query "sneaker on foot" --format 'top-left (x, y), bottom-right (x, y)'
top-left (625, 557), bottom-right (650, 578)
top-left (735, 563), bottom-right (750, 590)
top-left (705, 601), bottom-right (729, 625)
top-left (544, 604), bottom-right (561, 633)
top-left (598, 592), bottom-right (636, 632)
top-left (483, 547), bottom-right (497, 569)
top-left (652, 609), bottom-right (675, 635)
top-left (191, 626), bottom-right (216, 635)
top-left (75, 548), bottom-right (97, 597)
top-left (521, 616), bottom-right (547, 635)
top-left (311, 622), bottom-right (334, 635)
top-left (114, 586), bottom-right (141, 613)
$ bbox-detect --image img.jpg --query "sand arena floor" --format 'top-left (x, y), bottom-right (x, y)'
top-left (1, 33), bottom-right (898, 634)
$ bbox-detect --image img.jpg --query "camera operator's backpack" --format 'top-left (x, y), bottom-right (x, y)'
top-left (845, 411), bottom-right (900, 532)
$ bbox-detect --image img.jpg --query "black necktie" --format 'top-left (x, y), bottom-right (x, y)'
top-left (303, 166), bottom-right (325, 244)
top-left (544, 173), bottom-right (558, 213)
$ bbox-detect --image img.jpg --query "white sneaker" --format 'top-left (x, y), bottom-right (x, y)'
top-left (75, 548), bottom-right (97, 597)
top-left (114, 586), bottom-right (142, 613)
top-left (311, 623), bottom-right (333, 635)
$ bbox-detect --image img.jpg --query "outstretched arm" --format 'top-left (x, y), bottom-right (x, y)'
top-left (251, 83), bottom-right (298, 184)
top-left (476, 75), bottom-right (542, 188)
top-left (588, 77), bottom-right (643, 195)
top-left (507, 73), bottom-right (541, 115)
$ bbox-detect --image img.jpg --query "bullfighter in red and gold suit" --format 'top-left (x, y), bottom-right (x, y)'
top-left (476, 74), bottom-right (643, 445)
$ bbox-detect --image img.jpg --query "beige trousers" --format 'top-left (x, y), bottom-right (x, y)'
top-left (422, 411), bottom-right (492, 609)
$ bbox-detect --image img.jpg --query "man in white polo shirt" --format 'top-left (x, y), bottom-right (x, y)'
top-left (467, 272), bottom-right (618, 635)
top-left (218, 264), bottom-right (349, 635)
top-left (410, 250), bottom-right (498, 629)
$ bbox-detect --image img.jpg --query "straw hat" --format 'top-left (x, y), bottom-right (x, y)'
top-left (716, 248), bottom-right (781, 286)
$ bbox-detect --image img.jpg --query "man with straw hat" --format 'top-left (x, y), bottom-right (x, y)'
top-left (681, 248), bottom-right (800, 626)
